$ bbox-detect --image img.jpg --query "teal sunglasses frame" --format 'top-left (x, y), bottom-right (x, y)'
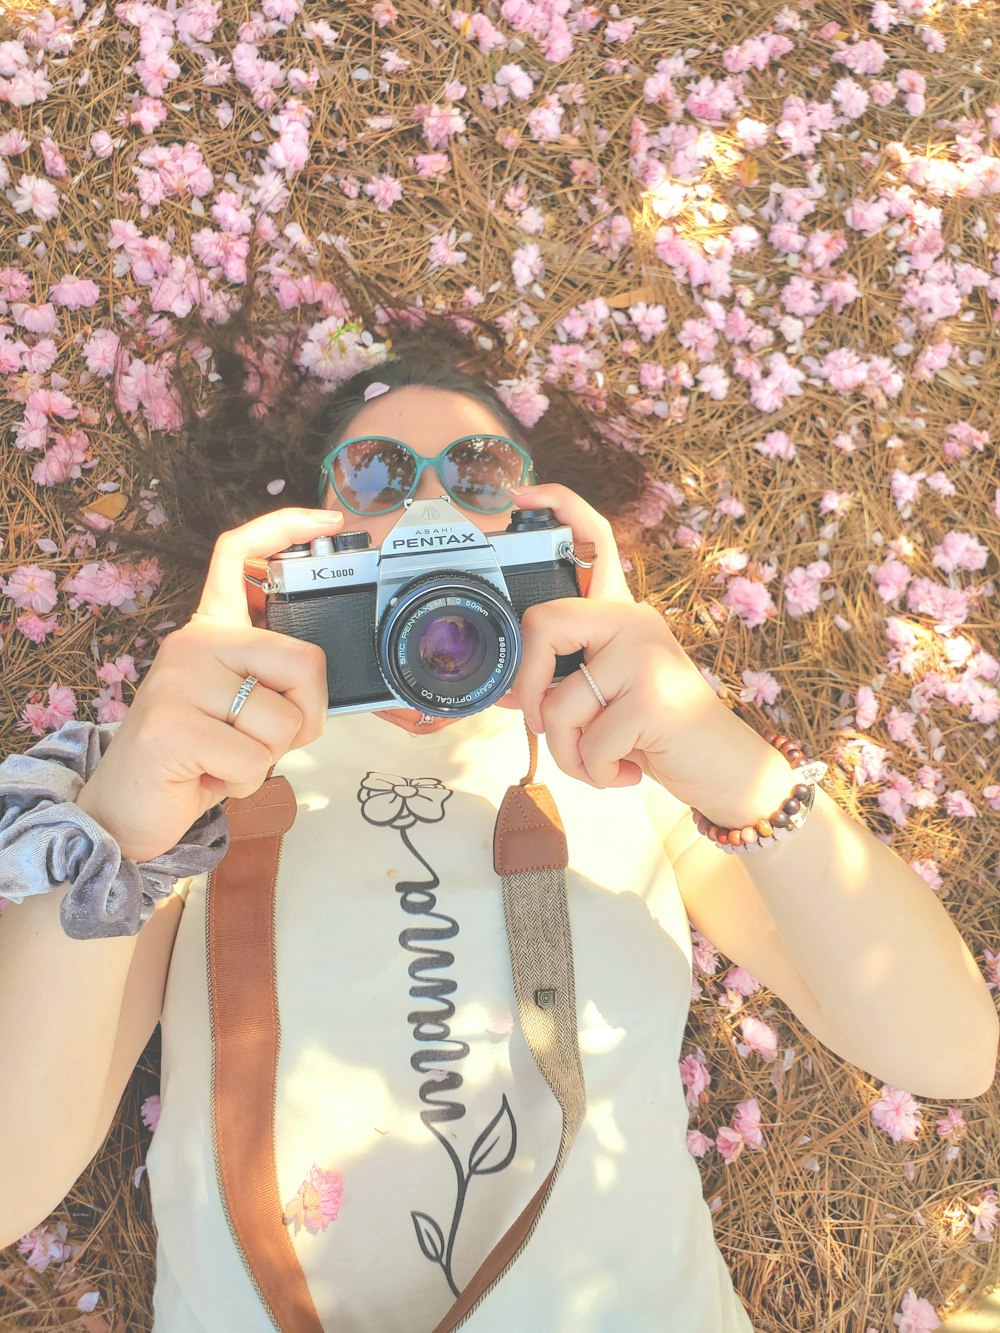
top-left (318, 433), bottom-right (536, 515)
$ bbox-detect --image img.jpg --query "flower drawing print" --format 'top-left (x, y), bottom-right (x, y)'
top-left (357, 772), bottom-right (519, 1298)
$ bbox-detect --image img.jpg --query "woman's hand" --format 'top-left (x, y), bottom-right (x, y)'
top-left (76, 509), bottom-right (341, 862)
top-left (503, 483), bottom-right (767, 807)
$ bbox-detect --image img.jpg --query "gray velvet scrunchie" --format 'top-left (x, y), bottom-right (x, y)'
top-left (0, 719), bottom-right (230, 940)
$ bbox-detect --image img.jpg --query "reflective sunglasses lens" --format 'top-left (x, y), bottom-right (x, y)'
top-left (441, 436), bottom-right (527, 511)
top-left (332, 439), bottom-right (417, 513)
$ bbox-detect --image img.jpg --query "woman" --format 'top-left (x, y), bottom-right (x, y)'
top-left (1, 342), bottom-right (995, 1332)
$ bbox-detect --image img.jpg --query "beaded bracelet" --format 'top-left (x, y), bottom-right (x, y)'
top-left (689, 729), bottom-right (828, 856)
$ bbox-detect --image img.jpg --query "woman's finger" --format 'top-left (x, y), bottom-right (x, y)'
top-left (512, 597), bottom-right (630, 734)
top-left (202, 661), bottom-right (308, 763)
top-left (576, 704), bottom-right (645, 788)
top-left (534, 642), bottom-right (642, 785)
top-left (510, 482), bottom-right (634, 603)
top-left (195, 508), bottom-right (344, 625)
top-left (204, 623), bottom-right (329, 750)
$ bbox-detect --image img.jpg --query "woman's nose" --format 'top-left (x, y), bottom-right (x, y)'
top-left (413, 463), bottom-right (448, 502)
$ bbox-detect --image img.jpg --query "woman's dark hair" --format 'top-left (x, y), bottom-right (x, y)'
top-left (104, 290), bottom-right (649, 586)
top-left (306, 350), bottom-right (536, 472)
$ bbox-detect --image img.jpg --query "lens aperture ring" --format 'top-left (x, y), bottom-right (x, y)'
top-left (377, 571), bottom-right (520, 716)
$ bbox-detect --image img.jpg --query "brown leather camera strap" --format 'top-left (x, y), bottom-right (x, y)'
top-left (208, 729), bottom-right (586, 1332)
top-left (206, 778), bottom-right (308, 1331)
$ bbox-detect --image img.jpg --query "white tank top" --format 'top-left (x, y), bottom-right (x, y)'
top-left (147, 703), bottom-right (755, 1332)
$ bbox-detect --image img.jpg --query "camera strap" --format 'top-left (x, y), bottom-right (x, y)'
top-left (205, 543), bottom-right (597, 1330)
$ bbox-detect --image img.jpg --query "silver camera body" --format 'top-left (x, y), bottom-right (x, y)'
top-left (261, 495), bottom-right (588, 718)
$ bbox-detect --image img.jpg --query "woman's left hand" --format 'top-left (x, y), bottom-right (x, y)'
top-left (499, 483), bottom-right (765, 804)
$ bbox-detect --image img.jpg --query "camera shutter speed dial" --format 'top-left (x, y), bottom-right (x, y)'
top-left (332, 531), bottom-right (371, 552)
top-left (507, 507), bottom-right (556, 531)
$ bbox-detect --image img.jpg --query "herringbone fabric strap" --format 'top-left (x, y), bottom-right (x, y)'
top-left (501, 866), bottom-right (586, 1153)
top-left (209, 733), bottom-right (585, 1332)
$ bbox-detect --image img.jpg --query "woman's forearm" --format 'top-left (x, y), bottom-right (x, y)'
top-left (0, 881), bottom-right (139, 1249)
top-left (683, 726), bottom-right (999, 1098)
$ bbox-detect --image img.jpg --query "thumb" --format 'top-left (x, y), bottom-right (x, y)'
top-left (195, 507), bottom-right (344, 625)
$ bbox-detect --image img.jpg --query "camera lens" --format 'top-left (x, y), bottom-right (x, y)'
top-left (377, 573), bottom-right (520, 716)
top-left (416, 613), bottom-right (487, 681)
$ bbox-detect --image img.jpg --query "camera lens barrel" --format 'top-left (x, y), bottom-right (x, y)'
top-left (376, 571), bottom-right (521, 717)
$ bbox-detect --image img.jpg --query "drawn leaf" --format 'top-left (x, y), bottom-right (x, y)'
top-left (467, 1094), bottom-right (517, 1176)
top-left (411, 1210), bottom-right (445, 1264)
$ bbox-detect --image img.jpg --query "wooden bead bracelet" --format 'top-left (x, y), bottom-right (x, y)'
top-left (689, 729), bottom-right (828, 856)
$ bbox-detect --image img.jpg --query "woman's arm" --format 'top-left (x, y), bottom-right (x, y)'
top-left (0, 878), bottom-right (144, 1249)
top-left (675, 732), bottom-right (999, 1100)
top-left (482, 482), bottom-right (996, 1096)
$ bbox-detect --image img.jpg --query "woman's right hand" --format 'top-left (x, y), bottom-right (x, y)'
top-left (76, 508), bottom-right (343, 863)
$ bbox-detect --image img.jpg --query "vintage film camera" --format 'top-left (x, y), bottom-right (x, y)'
top-left (257, 496), bottom-right (591, 718)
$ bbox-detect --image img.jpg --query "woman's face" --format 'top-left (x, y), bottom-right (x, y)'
top-left (318, 384), bottom-right (521, 546)
top-left (318, 384), bottom-right (525, 734)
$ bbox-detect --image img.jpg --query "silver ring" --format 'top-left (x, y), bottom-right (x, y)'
top-left (227, 674), bottom-right (259, 724)
top-left (578, 663), bottom-right (607, 709)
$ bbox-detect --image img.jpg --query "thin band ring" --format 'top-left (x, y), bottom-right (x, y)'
top-left (227, 674), bottom-right (260, 725)
top-left (578, 663), bottom-right (608, 709)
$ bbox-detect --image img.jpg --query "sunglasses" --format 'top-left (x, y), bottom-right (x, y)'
top-left (318, 433), bottom-right (536, 516)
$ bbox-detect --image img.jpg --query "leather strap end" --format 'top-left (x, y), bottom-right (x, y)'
top-left (223, 775), bottom-right (298, 840)
top-left (573, 540), bottom-right (595, 599)
top-left (493, 782), bottom-right (568, 875)
top-left (243, 557), bottom-right (270, 630)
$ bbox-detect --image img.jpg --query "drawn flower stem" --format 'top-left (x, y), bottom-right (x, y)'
top-left (368, 775), bottom-right (518, 1299)
top-left (432, 1123), bottom-right (468, 1293)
